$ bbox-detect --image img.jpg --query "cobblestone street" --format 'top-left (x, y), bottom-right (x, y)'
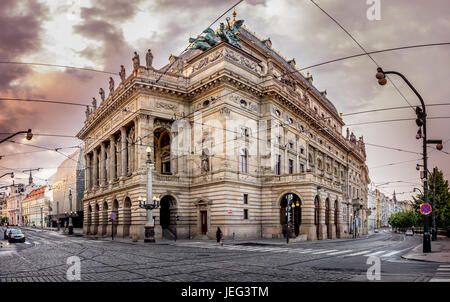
top-left (0, 227), bottom-right (441, 282)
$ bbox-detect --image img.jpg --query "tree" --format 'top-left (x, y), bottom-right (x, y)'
top-left (388, 211), bottom-right (419, 229)
top-left (413, 168), bottom-right (450, 229)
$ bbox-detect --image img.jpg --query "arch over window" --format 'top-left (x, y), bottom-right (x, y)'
top-left (154, 128), bottom-right (171, 174)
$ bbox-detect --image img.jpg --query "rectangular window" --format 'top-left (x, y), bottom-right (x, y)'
top-left (243, 194), bottom-right (248, 204)
top-left (275, 155), bottom-right (281, 175)
top-left (300, 164), bottom-right (305, 173)
top-left (289, 159), bottom-right (294, 174)
top-left (244, 209), bottom-right (248, 220)
top-left (241, 127), bottom-right (249, 137)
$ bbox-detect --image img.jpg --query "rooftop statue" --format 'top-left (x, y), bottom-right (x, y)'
top-left (99, 88), bottom-right (105, 102)
top-left (146, 49), bottom-right (153, 68)
top-left (92, 97), bottom-right (97, 110)
top-left (85, 105), bottom-right (90, 119)
top-left (119, 65), bottom-right (126, 82)
top-left (109, 77), bottom-right (115, 94)
top-left (132, 51), bottom-right (140, 73)
top-left (189, 17), bottom-right (244, 51)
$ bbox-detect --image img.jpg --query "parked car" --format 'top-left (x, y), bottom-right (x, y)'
top-left (374, 229), bottom-right (379, 233)
top-left (405, 229), bottom-right (413, 236)
top-left (4, 228), bottom-right (12, 240)
top-left (8, 229), bottom-right (26, 243)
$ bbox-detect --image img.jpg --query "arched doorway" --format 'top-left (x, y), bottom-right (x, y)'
top-left (123, 197), bottom-right (132, 237)
top-left (112, 199), bottom-right (119, 236)
top-left (314, 196), bottom-right (320, 239)
top-left (334, 200), bottom-right (339, 238)
top-left (102, 201), bottom-right (108, 236)
top-left (279, 193), bottom-right (302, 238)
top-left (154, 128), bottom-right (171, 174)
top-left (87, 204), bottom-right (92, 234)
top-left (93, 203), bottom-right (99, 235)
top-left (325, 198), bottom-right (331, 239)
top-left (160, 195), bottom-right (177, 238)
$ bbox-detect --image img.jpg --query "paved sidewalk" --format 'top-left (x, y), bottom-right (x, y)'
top-left (402, 236), bottom-right (450, 263)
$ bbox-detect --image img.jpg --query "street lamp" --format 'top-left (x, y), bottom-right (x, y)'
top-left (138, 146), bottom-right (161, 243)
top-left (285, 194), bottom-right (300, 244)
top-left (0, 172), bottom-right (14, 179)
top-left (68, 189), bottom-right (74, 235)
top-left (0, 129), bottom-right (33, 144)
top-left (376, 67), bottom-right (443, 253)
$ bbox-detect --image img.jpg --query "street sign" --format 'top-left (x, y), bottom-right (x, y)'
top-left (109, 212), bottom-right (117, 220)
top-left (420, 203), bottom-right (432, 215)
top-left (227, 209), bottom-right (232, 214)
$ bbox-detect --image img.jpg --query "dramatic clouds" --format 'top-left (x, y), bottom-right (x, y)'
top-left (0, 0), bottom-right (449, 199)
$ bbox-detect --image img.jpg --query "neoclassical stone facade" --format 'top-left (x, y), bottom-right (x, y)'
top-left (77, 21), bottom-right (370, 241)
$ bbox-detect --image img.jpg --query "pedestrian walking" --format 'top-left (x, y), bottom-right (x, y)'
top-left (216, 227), bottom-right (223, 246)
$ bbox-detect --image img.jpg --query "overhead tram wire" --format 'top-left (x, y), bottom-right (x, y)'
top-left (309, 0), bottom-right (416, 113)
top-left (364, 143), bottom-right (421, 155)
top-left (154, 0), bottom-right (244, 85)
top-left (346, 116), bottom-right (450, 127)
top-left (299, 43), bottom-right (450, 71)
top-left (342, 103), bottom-right (450, 117)
top-left (0, 97), bottom-right (92, 108)
top-left (368, 158), bottom-right (423, 169)
top-left (0, 61), bottom-right (118, 76)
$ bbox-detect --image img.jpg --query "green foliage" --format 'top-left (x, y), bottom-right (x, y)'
top-left (388, 210), bottom-right (419, 229)
top-left (412, 168), bottom-right (450, 228)
top-left (0, 217), bottom-right (6, 223)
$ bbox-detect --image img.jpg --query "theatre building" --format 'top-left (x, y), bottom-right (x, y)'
top-left (77, 16), bottom-right (370, 241)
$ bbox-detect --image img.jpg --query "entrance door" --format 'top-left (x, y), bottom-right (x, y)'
top-left (200, 211), bottom-right (207, 234)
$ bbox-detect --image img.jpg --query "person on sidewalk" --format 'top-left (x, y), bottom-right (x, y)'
top-left (216, 227), bottom-right (223, 246)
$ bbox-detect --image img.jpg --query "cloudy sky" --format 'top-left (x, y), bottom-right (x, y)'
top-left (0, 0), bottom-right (449, 201)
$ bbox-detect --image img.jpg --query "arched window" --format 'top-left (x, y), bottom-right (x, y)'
top-left (240, 149), bottom-right (248, 173)
top-left (318, 158), bottom-right (323, 170)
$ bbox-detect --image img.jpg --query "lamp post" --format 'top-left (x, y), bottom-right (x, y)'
top-left (0, 129), bottom-right (33, 144)
top-left (285, 194), bottom-right (300, 244)
top-left (0, 172), bottom-right (14, 179)
top-left (375, 68), bottom-right (443, 253)
top-left (138, 146), bottom-right (160, 243)
top-left (68, 189), bottom-right (74, 235)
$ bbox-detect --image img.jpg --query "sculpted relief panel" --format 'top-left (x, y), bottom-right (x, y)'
top-left (191, 49), bottom-right (224, 73)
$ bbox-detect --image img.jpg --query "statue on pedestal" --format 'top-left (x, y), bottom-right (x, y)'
top-left (99, 88), bottom-right (105, 102)
top-left (146, 49), bottom-right (153, 69)
top-left (109, 77), bottom-right (115, 94)
top-left (119, 65), bottom-right (126, 82)
top-left (132, 51), bottom-right (140, 73)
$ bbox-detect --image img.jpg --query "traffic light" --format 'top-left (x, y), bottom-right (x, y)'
top-left (288, 209), bottom-right (293, 223)
top-left (376, 68), bottom-right (387, 86)
top-left (415, 106), bottom-right (425, 127)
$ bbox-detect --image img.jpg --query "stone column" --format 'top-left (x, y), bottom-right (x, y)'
top-left (85, 154), bottom-right (91, 190)
top-left (93, 149), bottom-right (98, 188)
top-left (98, 204), bottom-right (108, 236)
top-left (329, 200), bottom-right (336, 239)
top-left (120, 126), bottom-right (128, 178)
top-left (109, 135), bottom-right (116, 183)
top-left (299, 189), bottom-right (318, 240)
top-left (100, 142), bottom-right (106, 187)
top-left (318, 195), bottom-right (327, 240)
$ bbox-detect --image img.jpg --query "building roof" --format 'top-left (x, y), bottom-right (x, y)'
top-left (239, 27), bottom-right (340, 116)
top-left (22, 186), bottom-right (46, 202)
top-left (53, 150), bottom-right (83, 182)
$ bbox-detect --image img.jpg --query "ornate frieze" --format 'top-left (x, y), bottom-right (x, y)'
top-left (156, 101), bottom-right (178, 112)
top-left (191, 49), bottom-right (224, 73)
